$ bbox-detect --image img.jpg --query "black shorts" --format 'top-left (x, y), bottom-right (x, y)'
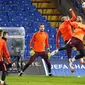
top-left (65, 40), bottom-right (72, 58)
top-left (68, 37), bottom-right (84, 51)
top-left (0, 61), bottom-right (7, 71)
top-left (33, 51), bottom-right (48, 60)
top-left (27, 51), bottom-right (49, 64)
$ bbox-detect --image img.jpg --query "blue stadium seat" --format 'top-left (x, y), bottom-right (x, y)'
top-left (50, 44), bottom-right (56, 52)
top-left (29, 6), bottom-right (36, 11)
top-left (8, 5), bottom-right (32, 11)
top-left (0, 22), bottom-right (13, 27)
top-left (12, 0), bottom-right (21, 4)
top-left (45, 27), bottom-right (52, 34)
top-left (46, 21), bottom-right (51, 27)
top-left (33, 17), bottom-right (40, 22)
top-left (20, 0), bottom-right (32, 4)
top-left (16, 5), bottom-right (25, 11)
top-left (34, 11), bottom-right (42, 17)
top-left (12, 5), bottom-right (18, 11)
top-left (38, 17), bottom-right (46, 22)
top-left (14, 0), bottom-right (31, 5)
top-left (9, 16), bottom-right (24, 22)
top-left (16, 11), bottom-right (30, 17)
top-left (0, 5), bottom-right (5, 11)
top-left (0, 22), bottom-right (8, 27)
top-left (5, 0), bottom-right (13, 4)
top-left (21, 17), bottom-right (30, 22)
top-left (25, 37), bottom-right (31, 44)
top-left (25, 27), bottom-right (34, 33)
top-left (26, 16), bottom-right (35, 22)
top-left (8, 11), bottom-right (17, 16)
top-left (24, 4), bottom-right (35, 11)
top-left (49, 40), bottom-right (56, 46)
top-left (19, 22), bottom-right (28, 27)
top-left (49, 33), bottom-right (56, 39)
top-left (34, 28), bottom-right (38, 32)
top-left (0, 16), bottom-right (8, 22)
top-left (0, 11), bottom-right (7, 16)
top-left (29, 11), bottom-right (35, 16)
top-left (4, 5), bottom-right (13, 11)
top-left (31, 22), bottom-right (39, 30)
top-left (26, 33), bottom-right (33, 43)
top-left (24, 6), bottom-right (30, 11)
top-left (0, 0), bottom-right (5, 4)
top-left (24, 50), bottom-right (30, 59)
top-left (51, 27), bottom-right (56, 34)
top-left (11, 22), bottom-right (21, 27)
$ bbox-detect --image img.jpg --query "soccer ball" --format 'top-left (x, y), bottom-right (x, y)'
top-left (82, 2), bottom-right (85, 8)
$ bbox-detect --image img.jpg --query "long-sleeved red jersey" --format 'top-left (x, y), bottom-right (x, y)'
top-left (30, 31), bottom-right (49, 52)
top-left (56, 10), bottom-right (76, 47)
top-left (0, 37), bottom-right (11, 64)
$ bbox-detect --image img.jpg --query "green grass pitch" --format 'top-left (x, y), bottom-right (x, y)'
top-left (6, 76), bottom-right (85, 85)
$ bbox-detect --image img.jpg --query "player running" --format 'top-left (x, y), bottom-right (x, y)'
top-left (18, 24), bottom-right (52, 76)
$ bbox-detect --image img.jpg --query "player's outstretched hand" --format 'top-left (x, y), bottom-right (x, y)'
top-left (48, 52), bottom-right (52, 59)
top-left (69, 8), bottom-right (72, 11)
top-left (30, 48), bottom-right (35, 56)
top-left (46, 48), bottom-right (52, 59)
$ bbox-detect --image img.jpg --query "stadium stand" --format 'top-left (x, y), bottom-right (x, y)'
top-left (0, 0), bottom-right (57, 59)
top-left (0, 0), bottom-right (72, 60)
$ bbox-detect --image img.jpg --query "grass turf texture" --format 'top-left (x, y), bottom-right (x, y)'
top-left (6, 76), bottom-right (85, 85)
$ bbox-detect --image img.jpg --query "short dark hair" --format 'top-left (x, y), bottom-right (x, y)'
top-left (39, 24), bottom-right (44, 27)
top-left (0, 29), bottom-right (3, 36)
top-left (3, 31), bottom-right (8, 37)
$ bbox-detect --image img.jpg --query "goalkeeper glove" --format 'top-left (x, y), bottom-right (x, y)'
top-left (48, 52), bottom-right (51, 58)
top-left (46, 48), bottom-right (51, 58)
top-left (30, 47), bottom-right (35, 56)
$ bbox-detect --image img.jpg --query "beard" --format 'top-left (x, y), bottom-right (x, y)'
top-left (40, 29), bottom-right (44, 32)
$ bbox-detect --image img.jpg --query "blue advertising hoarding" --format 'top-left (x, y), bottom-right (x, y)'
top-left (50, 59), bottom-right (85, 76)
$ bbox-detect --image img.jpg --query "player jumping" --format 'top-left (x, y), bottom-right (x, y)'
top-left (56, 8), bottom-right (76, 64)
top-left (52, 16), bottom-right (85, 72)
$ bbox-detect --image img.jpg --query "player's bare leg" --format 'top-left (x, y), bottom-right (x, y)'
top-left (69, 58), bottom-right (75, 72)
top-left (18, 54), bottom-right (36, 76)
top-left (41, 52), bottom-right (52, 76)
top-left (0, 71), bottom-right (7, 85)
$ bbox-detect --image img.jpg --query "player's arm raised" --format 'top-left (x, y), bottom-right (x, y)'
top-left (69, 8), bottom-right (76, 22)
